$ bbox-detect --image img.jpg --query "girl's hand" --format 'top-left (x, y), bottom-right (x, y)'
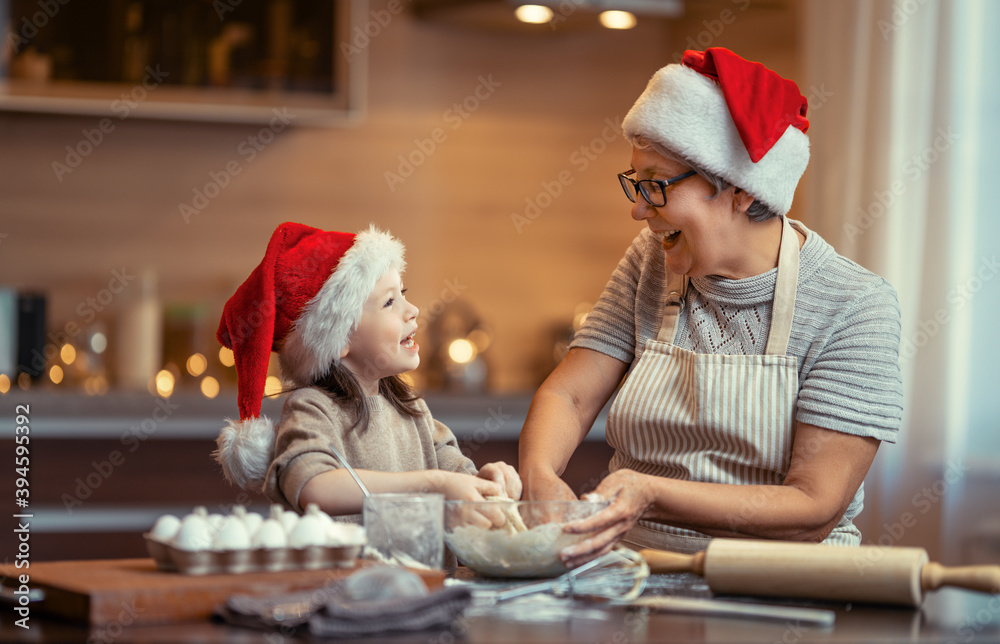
top-left (429, 470), bottom-right (503, 502)
top-left (476, 461), bottom-right (523, 500)
top-left (557, 469), bottom-right (652, 569)
top-left (431, 471), bottom-right (505, 528)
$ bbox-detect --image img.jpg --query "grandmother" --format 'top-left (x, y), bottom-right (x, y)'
top-left (519, 48), bottom-right (903, 563)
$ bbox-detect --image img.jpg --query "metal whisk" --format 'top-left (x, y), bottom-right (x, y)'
top-left (491, 547), bottom-right (650, 603)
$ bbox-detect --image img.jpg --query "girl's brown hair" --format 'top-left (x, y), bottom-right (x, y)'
top-left (310, 361), bottom-right (421, 431)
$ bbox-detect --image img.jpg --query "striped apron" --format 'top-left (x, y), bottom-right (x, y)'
top-left (609, 216), bottom-right (859, 553)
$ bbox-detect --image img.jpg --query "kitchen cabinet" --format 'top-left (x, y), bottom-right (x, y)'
top-left (1, 0), bottom-right (365, 125)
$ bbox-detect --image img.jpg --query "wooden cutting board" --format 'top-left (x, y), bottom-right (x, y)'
top-left (1, 558), bottom-right (446, 626)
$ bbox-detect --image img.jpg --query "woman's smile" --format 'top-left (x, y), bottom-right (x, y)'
top-left (660, 228), bottom-right (682, 250)
top-left (629, 146), bottom-right (781, 279)
top-left (629, 146), bottom-right (714, 275)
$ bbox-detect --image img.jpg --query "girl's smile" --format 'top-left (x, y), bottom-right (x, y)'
top-left (340, 268), bottom-right (420, 393)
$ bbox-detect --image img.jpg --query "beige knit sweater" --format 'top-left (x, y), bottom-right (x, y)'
top-left (264, 387), bottom-right (477, 512)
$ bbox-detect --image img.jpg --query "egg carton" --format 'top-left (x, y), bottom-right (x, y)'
top-left (144, 534), bottom-right (363, 575)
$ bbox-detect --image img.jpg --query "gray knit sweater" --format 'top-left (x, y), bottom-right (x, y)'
top-left (571, 220), bottom-right (903, 442)
top-left (265, 387), bottom-right (477, 512)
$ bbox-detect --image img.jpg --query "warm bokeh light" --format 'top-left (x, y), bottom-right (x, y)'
top-left (61, 344), bottom-right (77, 365)
top-left (467, 329), bottom-right (492, 352)
top-left (573, 312), bottom-right (589, 330)
top-left (49, 365), bottom-right (64, 384)
top-left (219, 346), bottom-right (235, 367)
top-left (90, 332), bottom-right (107, 354)
top-left (0, 374), bottom-right (10, 394)
top-left (201, 376), bottom-right (220, 398)
top-left (155, 369), bottom-right (175, 397)
top-left (84, 375), bottom-right (109, 396)
top-left (515, 4), bottom-right (553, 24)
top-left (448, 338), bottom-right (477, 364)
top-left (17, 373), bottom-right (31, 390)
top-left (599, 10), bottom-right (636, 29)
top-left (186, 353), bottom-right (208, 377)
top-left (264, 376), bottom-right (283, 396)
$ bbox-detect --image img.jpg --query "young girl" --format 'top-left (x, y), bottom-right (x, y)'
top-left (214, 222), bottom-right (520, 515)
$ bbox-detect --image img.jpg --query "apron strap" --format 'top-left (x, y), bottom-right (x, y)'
top-left (656, 266), bottom-right (686, 343)
top-left (656, 216), bottom-right (801, 353)
top-left (763, 216), bottom-right (800, 356)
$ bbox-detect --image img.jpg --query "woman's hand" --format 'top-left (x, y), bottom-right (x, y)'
top-left (558, 469), bottom-right (652, 569)
top-left (518, 347), bottom-right (629, 501)
top-left (521, 466), bottom-right (578, 503)
top-left (476, 461), bottom-right (523, 500)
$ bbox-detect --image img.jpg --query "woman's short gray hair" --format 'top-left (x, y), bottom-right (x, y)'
top-left (629, 134), bottom-right (780, 223)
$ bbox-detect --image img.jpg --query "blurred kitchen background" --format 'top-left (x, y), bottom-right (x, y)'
top-left (0, 0), bottom-right (997, 566)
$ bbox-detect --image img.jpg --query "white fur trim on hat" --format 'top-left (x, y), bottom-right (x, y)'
top-left (279, 225), bottom-right (405, 386)
top-left (214, 415), bottom-right (275, 491)
top-left (622, 65), bottom-right (809, 216)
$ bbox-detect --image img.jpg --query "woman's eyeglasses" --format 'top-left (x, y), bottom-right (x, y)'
top-left (617, 169), bottom-right (696, 207)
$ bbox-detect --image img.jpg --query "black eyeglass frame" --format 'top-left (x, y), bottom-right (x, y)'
top-left (618, 168), bottom-right (697, 207)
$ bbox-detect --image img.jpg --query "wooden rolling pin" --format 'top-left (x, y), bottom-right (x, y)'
top-left (640, 539), bottom-right (1000, 607)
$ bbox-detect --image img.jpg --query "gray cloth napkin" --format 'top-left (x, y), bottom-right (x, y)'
top-left (309, 584), bottom-right (472, 637)
top-left (218, 566), bottom-right (472, 638)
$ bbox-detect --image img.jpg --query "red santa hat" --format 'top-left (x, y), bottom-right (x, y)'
top-left (622, 47), bottom-right (810, 216)
top-left (214, 222), bottom-right (405, 490)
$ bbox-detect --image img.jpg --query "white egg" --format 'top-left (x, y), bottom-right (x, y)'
top-left (280, 510), bottom-right (300, 535)
top-left (289, 504), bottom-right (327, 548)
top-left (252, 518), bottom-right (288, 549)
top-left (149, 514), bottom-right (181, 543)
top-left (326, 522), bottom-right (366, 547)
top-left (243, 512), bottom-right (264, 536)
top-left (315, 507), bottom-right (335, 528)
top-left (229, 505), bottom-right (264, 536)
top-left (174, 507), bottom-right (212, 551)
top-left (213, 515), bottom-right (251, 551)
top-left (207, 513), bottom-right (225, 533)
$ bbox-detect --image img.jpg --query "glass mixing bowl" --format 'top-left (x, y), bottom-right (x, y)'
top-left (444, 499), bottom-right (610, 578)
